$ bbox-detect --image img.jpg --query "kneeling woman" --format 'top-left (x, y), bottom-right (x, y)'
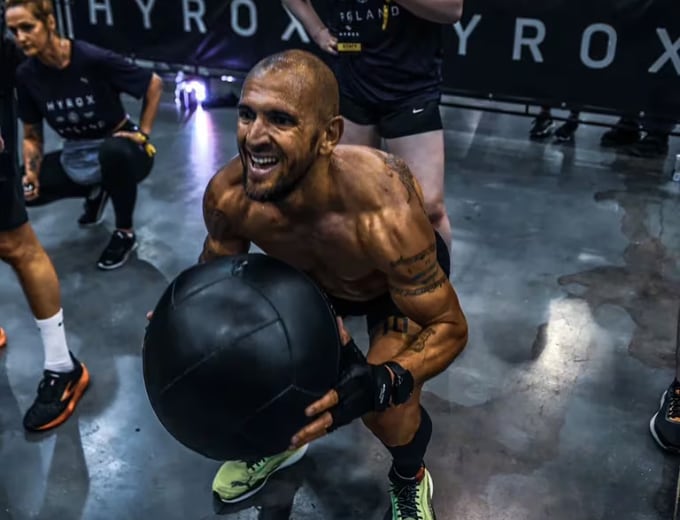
top-left (6, 0), bottom-right (163, 269)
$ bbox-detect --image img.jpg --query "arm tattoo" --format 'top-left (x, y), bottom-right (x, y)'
top-left (407, 262), bottom-right (439, 285)
top-left (369, 316), bottom-right (410, 339)
top-left (390, 273), bottom-right (449, 297)
top-left (410, 327), bottom-right (436, 353)
top-left (384, 154), bottom-right (416, 202)
top-left (389, 243), bottom-right (436, 269)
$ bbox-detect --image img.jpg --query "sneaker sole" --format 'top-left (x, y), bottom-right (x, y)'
top-left (27, 363), bottom-right (91, 432)
top-left (97, 241), bottom-right (138, 271)
top-left (426, 469), bottom-right (436, 520)
top-left (215, 444), bottom-right (309, 504)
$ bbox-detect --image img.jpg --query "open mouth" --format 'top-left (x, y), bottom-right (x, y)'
top-left (248, 153), bottom-right (280, 180)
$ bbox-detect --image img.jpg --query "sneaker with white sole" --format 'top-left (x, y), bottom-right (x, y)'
top-left (212, 444), bottom-right (308, 503)
top-left (96, 230), bottom-right (137, 270)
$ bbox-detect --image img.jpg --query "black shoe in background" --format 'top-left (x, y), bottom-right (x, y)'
top-left (96, 230), bottom-right (137, 270)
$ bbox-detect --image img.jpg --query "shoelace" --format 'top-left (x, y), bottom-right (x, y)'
top-left (392, 482), bottom-right (422, 519)
top-left (36, 372), bottom-right (63, 402)
top-left (245, 457), bottom-right (268, 473)
top-left (668, 389), bottom-right (680, 420)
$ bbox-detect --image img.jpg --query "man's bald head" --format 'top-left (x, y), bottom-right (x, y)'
top-left (244, 49), bottom-right (339, 123)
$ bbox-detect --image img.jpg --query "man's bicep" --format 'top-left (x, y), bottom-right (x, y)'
top-left (377, 222), bottom-right (454, 326)
top-left (200, 176), bottom-right (250, 261)
top-left (388, 252), bottom-right (454, 326)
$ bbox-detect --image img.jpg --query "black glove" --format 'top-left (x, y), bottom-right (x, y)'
top-left (328, 339), bottom-right (393, 432)
top-left (339, 335), bottom-right (368, 373)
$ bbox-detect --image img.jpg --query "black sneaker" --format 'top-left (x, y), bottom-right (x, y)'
top-left (96, 230), bottom-right (138, 270)
top-left (78, 187), bottom-right (109, 227)
top-left (529, 114), bottom-right (555, 140)
top-left (384, 465), bottom-right (436, 520)
top-left (23, 352), bottom-right (90, 432)
top-left (627, 133), bottom-right (670, 158)
top-left (650, 381), bottom-right (680, 454)
top-left (600, 118), bottom-right (641, 147)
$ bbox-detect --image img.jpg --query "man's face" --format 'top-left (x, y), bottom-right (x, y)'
top-left (6, 7), bottom-right (50, 58)
top-left (237, 71), bottom-right (322, 203)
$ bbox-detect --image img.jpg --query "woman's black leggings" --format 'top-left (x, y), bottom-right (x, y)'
top-left (26, 136), bottom-right (154, 229)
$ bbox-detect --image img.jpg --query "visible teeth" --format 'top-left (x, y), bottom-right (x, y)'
top-left (251, 155), bottom-right (278, 166)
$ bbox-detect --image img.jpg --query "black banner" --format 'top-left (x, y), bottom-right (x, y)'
top-left (57, 0), bottom-right (680, 120)
top-left (444, 1), bottom-right (680, 119)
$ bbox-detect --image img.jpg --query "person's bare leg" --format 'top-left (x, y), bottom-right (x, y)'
top-left (385, 130), bottom-right (451, 247)
top-left (0, 222), bottom-right (61, 319)
top-left (340, 118), bottom-right (381, 148)
top-left (0, 221), bottom-right (74, 372)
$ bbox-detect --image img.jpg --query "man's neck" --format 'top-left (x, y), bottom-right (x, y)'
top-left (275, 156), bottom-right (340, 218)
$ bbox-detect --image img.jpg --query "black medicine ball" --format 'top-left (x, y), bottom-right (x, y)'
top-left (142, 253), bottom-right (341, 460)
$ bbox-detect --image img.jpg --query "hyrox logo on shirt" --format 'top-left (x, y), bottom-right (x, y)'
top-left (44, 94), bottom-right (106, 136)
top-left (45, 95), bottom-right (96, 112)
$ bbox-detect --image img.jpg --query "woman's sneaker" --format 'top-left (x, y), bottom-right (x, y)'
top-left (97, 230), bottom-right (137, 270)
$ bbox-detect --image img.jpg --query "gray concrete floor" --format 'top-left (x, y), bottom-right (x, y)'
top-left (1, 97), bottom-right (679, 520)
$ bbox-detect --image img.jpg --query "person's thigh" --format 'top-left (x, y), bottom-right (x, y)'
top-left (0, 157), bottom-right (28, 233)
top-left (381, 100), bottom-right (445, 206)
top-left (339, 94), bottom-right (381, 148)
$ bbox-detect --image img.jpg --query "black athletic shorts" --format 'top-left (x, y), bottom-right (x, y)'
top-left (340, 96), bottom-right (443, 139)
top-left (0, 152), bottom-right (28, 232)
top-left (327, 232), bottom-right (450, 335)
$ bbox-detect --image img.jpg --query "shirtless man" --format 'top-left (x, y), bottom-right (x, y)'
top-left (203, 49), bottom-right (468, 519)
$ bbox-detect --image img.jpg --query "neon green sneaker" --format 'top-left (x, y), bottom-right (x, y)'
top-left (387, 466), bottom-right (436, 520)
top-left (212, 444), bottom-right (308, 503)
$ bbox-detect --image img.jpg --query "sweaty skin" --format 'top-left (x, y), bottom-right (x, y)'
top-left (200, 50), bottom-right (467, 442)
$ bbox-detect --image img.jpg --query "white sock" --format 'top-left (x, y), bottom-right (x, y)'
top-left (36, 309), bottom-right (74, 373)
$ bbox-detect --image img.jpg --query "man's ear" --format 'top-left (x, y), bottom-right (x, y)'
top-left (46, 14), bottom-right (57, 33)
top-left (319, 115), bottom-right (344, 156)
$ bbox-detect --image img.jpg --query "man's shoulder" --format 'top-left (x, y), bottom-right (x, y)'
top-left (203, 156), bottom-right (245, 213)
top-left (334, 145), bottom-right (422, 209)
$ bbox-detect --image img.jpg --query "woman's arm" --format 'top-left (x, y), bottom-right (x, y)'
top-left (22, 122), bottom-right (44, 200)
top-left (138, 73), bottom-right (163, 137)
top-left (282, 0), bottom-right (337, 54)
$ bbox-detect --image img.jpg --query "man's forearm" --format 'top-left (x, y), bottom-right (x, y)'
top-left (390, 320), bottom-right (467, 386)
top-left (396, 0), bottom-right (463, 24)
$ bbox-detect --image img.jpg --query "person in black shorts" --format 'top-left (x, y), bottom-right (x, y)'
top-left (206, 50), bottom-right (468, 520)
top-left (0, 28), bottom-right (89, 432)
top-left (282, 0), bottom-right (463, 251)
top-left (6, 0), bottom-right (163, 270)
